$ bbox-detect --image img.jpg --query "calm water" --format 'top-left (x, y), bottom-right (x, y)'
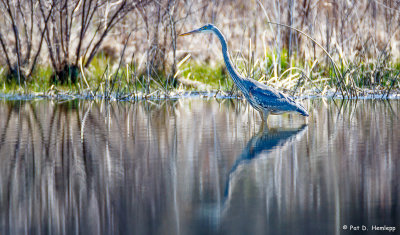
top-left (0, 98), bottom-right (399, 235)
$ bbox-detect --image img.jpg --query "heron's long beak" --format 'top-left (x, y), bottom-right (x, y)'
top-left (179, 28), bottom-right (201, 36)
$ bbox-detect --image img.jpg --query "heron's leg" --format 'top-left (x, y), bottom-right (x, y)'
top-left (260, 111), bottom-right (270, 132)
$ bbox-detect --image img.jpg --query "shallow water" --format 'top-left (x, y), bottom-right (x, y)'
top-left (0, 98), bottom-right (399, 235)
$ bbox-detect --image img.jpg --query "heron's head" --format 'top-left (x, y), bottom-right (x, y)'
top-left (179, 24), bottom-right (215, 36)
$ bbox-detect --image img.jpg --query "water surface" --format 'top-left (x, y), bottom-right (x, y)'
top-left (0, 99), bottom-right (399, 234)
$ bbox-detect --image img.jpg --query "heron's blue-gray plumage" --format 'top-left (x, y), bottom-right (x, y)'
top-left (224, 124), bottom-right (308, 202)
top-left (182, 24), bottom-right (309, 119)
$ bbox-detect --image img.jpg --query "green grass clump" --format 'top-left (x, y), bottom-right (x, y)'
top-left (177, 62), bottom-right (232, 89)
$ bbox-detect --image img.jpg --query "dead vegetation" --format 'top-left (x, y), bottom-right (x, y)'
top-left (0, 0), bottom-right (399, 97)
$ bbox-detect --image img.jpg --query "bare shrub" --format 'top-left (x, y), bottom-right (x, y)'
top-left (41, 0), bottom-right (148, 84)
top-left (0, 0), bottom-right (54, 84)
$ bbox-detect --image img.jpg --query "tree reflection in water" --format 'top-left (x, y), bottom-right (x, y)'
top-left (0, 99), bottom-right (399, 235)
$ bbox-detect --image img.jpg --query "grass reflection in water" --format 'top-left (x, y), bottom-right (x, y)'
top-left (0, 99), bottom-right (399, 235)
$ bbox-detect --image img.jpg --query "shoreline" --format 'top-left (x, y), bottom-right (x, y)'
top-left (1, 90), bottom-right (400, 101)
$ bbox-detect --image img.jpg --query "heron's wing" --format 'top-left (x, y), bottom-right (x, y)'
top-left (248, 81), bottom-right (294, 109)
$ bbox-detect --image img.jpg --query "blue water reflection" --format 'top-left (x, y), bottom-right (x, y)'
top-left (0, 99), bottom-right (398, 234)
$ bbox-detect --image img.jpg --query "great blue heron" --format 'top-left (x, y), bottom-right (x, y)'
top-left (180, 24), bottom-right (309, 121)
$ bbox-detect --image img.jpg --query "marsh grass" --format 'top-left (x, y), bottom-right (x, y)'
top-left (1, 47), bottom-right (399, 100)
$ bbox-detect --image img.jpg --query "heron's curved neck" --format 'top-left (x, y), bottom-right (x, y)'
top-left (211, 28), bottom-right (246, 89)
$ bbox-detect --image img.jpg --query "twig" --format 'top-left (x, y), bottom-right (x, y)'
top-left (5, 0), bottom-right (22, 84)
top-left (385, 71), bottom-right (400, 99)
top-left (110, 32), bottom-right (132, 94)
top-left (28, 2), bottom-right (55, 77)
top-left (0, 32), bottom-right (12, 71)
top-left (79, 57), bottom-right (94, 97)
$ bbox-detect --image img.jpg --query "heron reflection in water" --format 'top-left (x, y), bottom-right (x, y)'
top-left (180, 24), bottom-right (309, 123)
top-left (224, 124), bottom-right (308, 199)
top-left (199, 124), bottom-right (308, 227)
